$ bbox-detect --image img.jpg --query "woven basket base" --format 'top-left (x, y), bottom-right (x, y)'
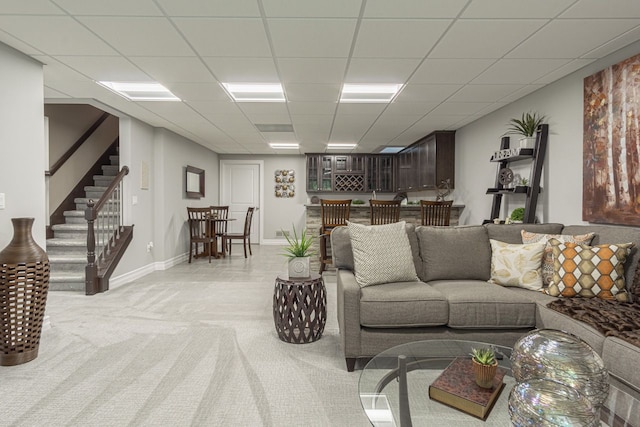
top-left (0, 347), bottom-right (39, 366)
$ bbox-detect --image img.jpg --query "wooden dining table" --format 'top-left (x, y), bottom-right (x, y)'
top-left (204, 216), bottom-right (236, 258)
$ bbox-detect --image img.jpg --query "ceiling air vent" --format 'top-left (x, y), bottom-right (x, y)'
top-left (255, 124), bottom-right (294, 133)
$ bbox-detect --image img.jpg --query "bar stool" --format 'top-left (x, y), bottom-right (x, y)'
top-left (319, 199), bottom-right (351, 274)
top-left (420, 200), bottom-right (453, 226)
top-left (369, 200), bottom-right (401, 225)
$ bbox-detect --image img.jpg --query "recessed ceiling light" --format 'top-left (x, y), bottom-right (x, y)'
top-left (380, 146), bottom-right (404, 154)
top-left (222, 83), bottom-right (285, 102)
top-left (97, 81), bottom-right (180, 101)
top-left (340, 84), bottom-right (403, 103)
top-left (269, 143), bottom-right (299, 149)
top-left (327, 143), bottom-right (357, 149)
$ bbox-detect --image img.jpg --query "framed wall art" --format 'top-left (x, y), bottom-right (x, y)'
top-left (275, 169), bottom-right (295, 198)
top-left (583, 52), bottom-right (640, 226)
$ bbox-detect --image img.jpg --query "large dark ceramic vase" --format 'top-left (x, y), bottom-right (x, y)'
top-left (0, 218), bottom-right (50, 366)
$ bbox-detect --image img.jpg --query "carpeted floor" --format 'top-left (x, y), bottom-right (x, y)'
top-left (0, 245), bottom-right (369, 427)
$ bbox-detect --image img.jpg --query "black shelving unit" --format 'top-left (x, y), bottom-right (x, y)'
top-left (485, 124), bottom-right (548, 223)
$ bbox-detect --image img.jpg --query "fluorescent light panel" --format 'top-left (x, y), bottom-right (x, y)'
top-left (327, 143), bottom-right (357, 149)
top-left (269, 143), bottom-right (299, 149)
top-left (340, 84), bottom-right (403, 103)
top-left (222, 83), bottom-right (285, 102)
top-left (98, 81), bottom-right (180, 101)
top-left (380, 146), bottom-right (404, 154)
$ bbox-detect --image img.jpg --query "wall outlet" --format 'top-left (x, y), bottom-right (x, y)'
top-left (146, 241), bottom-right (154, 252)
top-left (0, 193), bottom-right (4, 209)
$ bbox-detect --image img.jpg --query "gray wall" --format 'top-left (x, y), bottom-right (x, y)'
top-left (0, 43), bottom-right (46, 248)
top-left (455, 40), bottom-right (640, 226)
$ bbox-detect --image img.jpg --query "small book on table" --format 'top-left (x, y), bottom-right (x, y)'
top-left (428, 357), bottom-right (505, 420)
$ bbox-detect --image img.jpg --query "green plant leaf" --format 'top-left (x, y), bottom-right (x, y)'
top-left (505, 111), bottom-right (546, 137)
top-left (282, 223), bottom-right (315, 258)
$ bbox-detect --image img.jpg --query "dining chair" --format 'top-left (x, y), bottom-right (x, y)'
top-left (187, 207), bottom-right (215, 263)
top-left (420, 200), bottom-right (453, 226)
top-left (369, 200), bottom-right (401, 225)
top-left (319, 199), bottom-right (352, 273)
top-left (222, 207), bottom-right (255, 258)
top-left (210, 206), bottom-right (229, 248)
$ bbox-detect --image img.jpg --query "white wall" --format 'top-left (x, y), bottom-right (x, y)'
top-left (0, 43), bottom-right (45, 248)
top-left (456, 40), bottom-right (640, 226)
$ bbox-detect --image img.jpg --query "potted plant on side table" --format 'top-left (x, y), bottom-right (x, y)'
top-left (471, 347), bottom-right (498, 389)
top-left (506, 111), bottom-right (546, 149)
top-left (282, 225), bottom-right (315, 278)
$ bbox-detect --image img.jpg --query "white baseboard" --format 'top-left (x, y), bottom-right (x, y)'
top-left (109, 252), bottom-right (189, 289)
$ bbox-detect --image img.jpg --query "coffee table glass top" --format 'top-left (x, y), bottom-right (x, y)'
top-left (358, 339), bottom-right (640, 427)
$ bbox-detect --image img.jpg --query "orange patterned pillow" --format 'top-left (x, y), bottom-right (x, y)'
top-left (521, 231), bottom-right (595, 287)
top-left (546, 238), bottom-right (634, 302)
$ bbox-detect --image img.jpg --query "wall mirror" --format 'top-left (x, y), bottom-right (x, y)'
top-left (185, 165), bottom-right (205, 199)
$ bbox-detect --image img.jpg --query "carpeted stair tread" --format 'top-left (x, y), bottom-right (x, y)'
top-left (46, 238), bottom-right (86, 247)
top-left (48, 254), bottom-right (86, 263)
top-left (51, 223), bottom-right (88, 231)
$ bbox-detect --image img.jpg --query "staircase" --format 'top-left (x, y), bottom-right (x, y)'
top-left (46, 155), bottom-right (119, 291)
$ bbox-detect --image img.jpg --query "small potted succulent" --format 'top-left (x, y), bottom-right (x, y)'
top-left (470, 347), bottom-right (498, 389)
top-left (506, 111), bottom-right (546, 149)
top-left (282, 224), bottom-right (314, 278)
top-left (510, 207), bottom-right (525, 223)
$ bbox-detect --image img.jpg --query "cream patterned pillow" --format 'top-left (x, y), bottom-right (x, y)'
top-left (521, 230), bottom-right (595, 287)
top-left (347, 221), bottom-right (418, 287)
top-left (489, 239), bottom-right (546, 290)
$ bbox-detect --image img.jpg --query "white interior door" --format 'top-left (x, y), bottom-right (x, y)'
top-left (220, 161), bottom-right (261, 243)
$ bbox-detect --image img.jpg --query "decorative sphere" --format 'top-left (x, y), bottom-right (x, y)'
top-left (511, 329), bottom-right (609, 407)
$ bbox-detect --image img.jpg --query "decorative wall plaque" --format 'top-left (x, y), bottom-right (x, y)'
top-left (275, 169), bottom-right (295, 198)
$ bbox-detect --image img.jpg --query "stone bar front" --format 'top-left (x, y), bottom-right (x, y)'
top-left (305, 203), bottom-right (464, 273)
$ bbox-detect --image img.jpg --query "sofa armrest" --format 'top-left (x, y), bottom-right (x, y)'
top-left (336, 268), bottom-right (362, 358)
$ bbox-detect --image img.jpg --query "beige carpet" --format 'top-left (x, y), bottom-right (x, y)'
top-left (0, 246), bottom-right (369, 427)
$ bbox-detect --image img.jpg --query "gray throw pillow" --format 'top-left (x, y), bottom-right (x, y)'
top-left (347, 221), bottom-right (418, 287)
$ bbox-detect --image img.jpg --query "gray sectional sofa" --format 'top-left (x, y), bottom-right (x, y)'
top-left (331, 222), bottom-right (640, 396)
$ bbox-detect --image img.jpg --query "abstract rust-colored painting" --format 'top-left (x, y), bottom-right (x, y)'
top-left (583, 53), bottom-right (640, 226)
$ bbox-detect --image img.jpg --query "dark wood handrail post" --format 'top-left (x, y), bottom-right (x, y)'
top-left (85, 199), bottom-right (98, 296)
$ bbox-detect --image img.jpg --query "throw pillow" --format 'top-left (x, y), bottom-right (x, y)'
top-left (489, 239), bottom-right (546, 290)
top-left (347, 221), bottom-right (418, 287)
top-left (546, 238), bottom-right (634, 301)
top-left (521, 231), bottom-right (595, 287)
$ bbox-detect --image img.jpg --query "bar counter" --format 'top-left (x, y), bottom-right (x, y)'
top-left (305, 202), bottom-right (465, 272)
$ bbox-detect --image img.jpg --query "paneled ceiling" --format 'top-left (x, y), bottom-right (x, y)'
top-left (2, 0), bottom-right (640, 154)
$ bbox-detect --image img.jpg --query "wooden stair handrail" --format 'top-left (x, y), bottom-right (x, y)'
top-left (85, 166), bottom-right (129, 220)
top-left (46, 112), bottom-right (110, 177)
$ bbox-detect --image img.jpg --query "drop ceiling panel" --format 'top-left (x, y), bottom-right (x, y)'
top-left (461, 0), bottom-right (574, 18)
top-left (155, 0), bottom-right (261, 17)
top-left (336, 103), bottom-right (387, 115)
top-left (188, 100), bottom-right (241, 116)
top-left (0, 16), bottom-right (118, 55)
top-left (243, 113), bottom-right (292, 124)
top-left (54, 55), bottom-right (151, 81)
top-left (237, 102), bottom-right (289, 116)
top-left (353, 19), bottom-right (451, 58)
top-left (268, 19), bottom-right (357, 57)
top-left (331, 114), bottom-right (377, 140)
top-left (365, 115), bottom-right (424, 136)
top-left (448, 84), bottom-right (524, 102)
top-left (384, 102), bottom-right (438, 116)
top-left (131, 57), bottom-right (215, 82)
top-left (173, 18), bottom-right (271, 57)
top-left (534, 59), bottom-right (595, 84)
top-left (346, 58), bottom-right (421, 83)
top-left (583, 26), bottom-right (640, 59)
top-left (287, 102), bottom-right (337, 115)
top-left (53, 0), bottom-right (162, 16)
top-left (0, 0), bottom-right (63, 14)
top-left (78, 17), bottom-right (193, 56)
top-left (363, 0), bottom-right (467, 18)
top-left (507, 19), bottom-right (640, 59)
top-left (410, 59), bottom-right (495, 84)
top-left (41, 58), bottom-right (92, 82)
top-left (262, 0), bottom-right (362, 18)
top-left (44, 86), bottom-right (71, 98)
top-left (393, 84), bottom-right (462, 103)
top-left (429, 19), bottom-right (547, 58)
top-left (430, 101), bottom-right (492, 116)
top-left (498, 85), bottom-right (545, 104)
top-left (140, 102), bottom-right (206, 123)
top-left (561, 0), bottom-right (640, 18)
top-left (278, 58), bottom-right (347, 83)
top-left (473, 59), bottom-right (572, 84)
top-left (203, 57), bottom-right (279, 82)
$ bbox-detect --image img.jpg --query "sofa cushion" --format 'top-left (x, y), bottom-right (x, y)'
top-left (489, 239), bottom-right (546, 290)
top-left (416, 225), bottom-right (491, 281)
top-left (563, 224), bottom-right (640, 301)
top-left (535, 301), bottom-right (606, 354)
top-left (359, 281), bottom-right (448, 328)
top-left (331, 223), bottom-right (423, 278)
top-left (347, 221), bottom-right (418, 287)
top-left (546, 239), bottom-right (634, 301)
top-left (429, 280), bottom-right (537, 329)
top-left (602, 337), bottom-right (640, 391)
top-left (484, 223), bottom-right (564, 244)
top-left (521, 230), bottom-right (595, 287)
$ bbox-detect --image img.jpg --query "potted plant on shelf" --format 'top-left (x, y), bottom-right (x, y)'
top-left (510, 207), bottom-right (525, 223)
top-left (470, 347), bottom-right (498, 389)
top-left (506, 111), bottom-right (546, 149)
top-left (282, 224), bottom-right (314, 278)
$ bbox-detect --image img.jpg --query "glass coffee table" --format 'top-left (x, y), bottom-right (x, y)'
top-left (358, 340), bottom-right (640, 427)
